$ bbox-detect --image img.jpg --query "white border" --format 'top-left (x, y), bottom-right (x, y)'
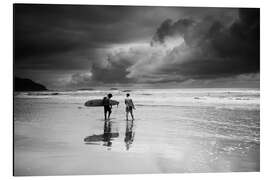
top-left (7, 0), bottom-right (263, 7)
top-left (1, 0), bottom-right (269, 180)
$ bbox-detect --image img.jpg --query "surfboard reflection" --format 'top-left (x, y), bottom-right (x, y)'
top-left (84, 120), bottom-right (119, 147)
top-left (124, 120), bottom-right (135, 150)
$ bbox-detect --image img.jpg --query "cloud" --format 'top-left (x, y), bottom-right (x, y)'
top-left (151, 18), bottom-right (194, 44)
top-left (89, 44), bottom-right (145, 83)
top-left (14, 5), bottom-right (259, 89)
top-left (68, 72), bottom-right (93, 87)
top-left (80, 8), bottom-right (259, 87)
top-left (14, 4), bottom-right (180, 61)
top-left (141, 8), bottom-right (259, 80)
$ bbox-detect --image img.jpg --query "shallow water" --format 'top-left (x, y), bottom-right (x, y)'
top-left (14, 88), bottom-right (260, 175)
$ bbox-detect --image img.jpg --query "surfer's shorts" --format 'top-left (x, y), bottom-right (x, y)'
top-left (104, 105), bottom-right (112, 113)
top-left (126, 106), bottom-right (133, 113)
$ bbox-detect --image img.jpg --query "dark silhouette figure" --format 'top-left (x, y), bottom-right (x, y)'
top-left (125, 93), bottom-right (135, 120)
top-left (103, 93), bottom-right (113, 120)
top-left (124, 120), bottom-right (135, 150)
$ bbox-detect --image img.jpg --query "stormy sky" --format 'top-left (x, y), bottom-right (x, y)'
top-left (14, 4), bottom-right (260, 89)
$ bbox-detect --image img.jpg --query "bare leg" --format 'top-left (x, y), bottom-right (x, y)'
top-left (130, 111), bottom-right (134, 120)
top-left (104, 111), bottom-right (107, 120)
top-left (108, 111), bottom-right (111, 120)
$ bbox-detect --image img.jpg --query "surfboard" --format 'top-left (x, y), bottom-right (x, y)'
top-left (84, 99), bottom-right (119, 107)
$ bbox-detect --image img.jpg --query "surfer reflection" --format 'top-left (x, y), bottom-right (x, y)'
top-left (103, 120), bottom-right (113, 146)
top-left (124, 120), bottom-right (135, 150)
top-left (84, 120), bottom-right (119, 148)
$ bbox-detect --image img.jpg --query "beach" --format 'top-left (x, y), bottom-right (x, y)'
top-left (14, 88), bottom-right (260, 176)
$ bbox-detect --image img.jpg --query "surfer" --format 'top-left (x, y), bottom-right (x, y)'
top-left (103, 93), bottom-right (113, 120)
top-left (125, 93), bottom-right (135, 120)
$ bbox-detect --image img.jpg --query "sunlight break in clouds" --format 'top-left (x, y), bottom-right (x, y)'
top-left (89, 36), bottom-right (186, 84)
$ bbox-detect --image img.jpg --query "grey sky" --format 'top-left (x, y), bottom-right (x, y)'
top-left (14, 4), bottom-right (259, 89)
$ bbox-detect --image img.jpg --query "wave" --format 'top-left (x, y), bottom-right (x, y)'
top-left (136, 102), bottom-right (259, 110)
top-left (136, 104), bottom-right (190, 108)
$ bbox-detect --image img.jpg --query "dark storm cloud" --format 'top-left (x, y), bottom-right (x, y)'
top-left (15, 4), bottom-right (180, 88)
top-left (151, 18), bottom-right (194, 44)
top-left (14, 4), bottom-right (259, 89)
top-left (14, 4), bottom-right (167, 61)
top-left (150, 8), bottom-right (259, 80)
top-left (89, 8), bottom-right (259, 85)
top-left (14, 4), bottom-right (125, 60)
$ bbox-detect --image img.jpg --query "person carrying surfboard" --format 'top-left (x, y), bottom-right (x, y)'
top-left (125, 93), bottom-right (135, 120)
top-left (103, 93), bottom-right (113, 120)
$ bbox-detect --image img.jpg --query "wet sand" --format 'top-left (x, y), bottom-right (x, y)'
top-left (14, 89), bottom-right (259, 176)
